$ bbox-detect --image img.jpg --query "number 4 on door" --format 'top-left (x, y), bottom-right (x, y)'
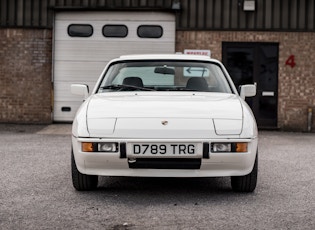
top-left (285, 55), bottom-right (296, 68)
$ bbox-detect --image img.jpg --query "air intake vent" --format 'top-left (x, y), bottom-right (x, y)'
top-left (128, 158), bottom-right (201, 169)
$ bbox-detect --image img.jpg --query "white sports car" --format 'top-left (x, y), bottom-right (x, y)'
top-left (71, 54), bottom-right (258, 192)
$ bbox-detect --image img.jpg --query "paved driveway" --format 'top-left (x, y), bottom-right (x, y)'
top-left (0, 124), bottom-right (314, 229)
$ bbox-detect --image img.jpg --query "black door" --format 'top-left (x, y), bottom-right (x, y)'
top-left (222, 42), bottom-right (279, 128)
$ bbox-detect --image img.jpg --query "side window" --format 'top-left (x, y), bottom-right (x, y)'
top-left (103, 25), bottom-right (128, 38)
top-left (137, 25), bottom-right (163, 38)
top-left (68, 24), bottom-right (93, 37)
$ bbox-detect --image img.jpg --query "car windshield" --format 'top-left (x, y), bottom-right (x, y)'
top-left (97, 60), bottom-right (233, 93)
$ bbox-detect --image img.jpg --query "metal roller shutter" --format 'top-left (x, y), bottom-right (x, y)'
top-left (53, 11), bottom-right (175, 121)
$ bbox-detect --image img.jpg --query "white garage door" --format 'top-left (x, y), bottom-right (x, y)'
top-left (53, 11), bottom-right (175, 122)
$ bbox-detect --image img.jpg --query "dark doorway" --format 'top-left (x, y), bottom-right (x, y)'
top-left (222, 42), bottom-right (279, 128)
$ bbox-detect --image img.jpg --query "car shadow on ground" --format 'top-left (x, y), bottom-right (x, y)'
top-left (95, 176), bottom-right (236, 196)
top-left (76, 177), bottom-right (257, 207)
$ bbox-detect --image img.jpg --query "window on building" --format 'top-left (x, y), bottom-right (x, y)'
top-left (68, 24), bottom-right (93, 37)
top-left (137, 25), bottom-right (163, 38)
top-left (103, 25), bottom-right (128, 38)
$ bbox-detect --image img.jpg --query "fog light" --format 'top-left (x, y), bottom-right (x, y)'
top-left (98, 143), bottom-right (118, 152)
top-left (212, 143), bottom-right (231, 152)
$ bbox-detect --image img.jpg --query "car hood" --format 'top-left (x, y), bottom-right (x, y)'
top-left (86, 92), bottom-right (244, 138)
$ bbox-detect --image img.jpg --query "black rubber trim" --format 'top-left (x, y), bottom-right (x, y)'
top-left (120, 143), bottom-right (127, 158)
top-left (128, 158), bottom-right (201, 169)
top-left (203, 142), bottom-right (210, 159)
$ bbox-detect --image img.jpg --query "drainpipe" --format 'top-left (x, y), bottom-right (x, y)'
top-left (307, 107), bottom-right (313, 132)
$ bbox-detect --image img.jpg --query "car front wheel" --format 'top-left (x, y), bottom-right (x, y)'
top-left (71, 150), bottom-right (98, 191)
top-left (231, 152), bottom-right (258, 192)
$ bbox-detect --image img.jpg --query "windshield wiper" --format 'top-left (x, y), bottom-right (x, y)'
top-left (100, 84), bottom-right (155, 91)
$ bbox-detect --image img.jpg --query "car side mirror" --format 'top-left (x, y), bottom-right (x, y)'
top-left (71, 84), bottom-right (89, 100)
top-left (240, 84), bottom-right (256, 100)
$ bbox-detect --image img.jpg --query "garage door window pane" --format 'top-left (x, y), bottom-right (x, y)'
top-left (137, 25), bottom-right (163, 38)
top-left (68, 24), bottom-right (93, 37)
top-left (103, 25), bottom-right (128, 38)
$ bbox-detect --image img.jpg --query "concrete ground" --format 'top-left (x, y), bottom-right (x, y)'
top-left (0, 124), bottom-right (314, 229)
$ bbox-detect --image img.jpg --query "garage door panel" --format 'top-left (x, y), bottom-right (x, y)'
top-left (55, 41), bottom-right (174, 61)
top-left (54, 101), bottom-right (83, 122)
top-left (53, 11), bottom-right (175, 121)
top-left (54, 21), bottom-right (175, 41)
top-left (54, 61), bottom-right (105, 82)
top-left (56, 11), bottom-right (175, 21)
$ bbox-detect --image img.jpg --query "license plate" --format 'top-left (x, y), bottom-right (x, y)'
top-left (127, 143), bottom-right (201, 157)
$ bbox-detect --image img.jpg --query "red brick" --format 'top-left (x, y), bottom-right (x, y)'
top-left (176, 31), bottom-right (315, 131)
top-left (0, 29), bottom-right (52, 124)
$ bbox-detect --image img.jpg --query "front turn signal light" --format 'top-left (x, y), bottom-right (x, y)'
top-left (236, 143), bottom-right (248, 152)
top-left (82, 142), bottom-right (94, 152)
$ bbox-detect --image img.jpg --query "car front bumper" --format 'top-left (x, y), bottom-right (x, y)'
top-left (72, 136), bottom-right (258, 177)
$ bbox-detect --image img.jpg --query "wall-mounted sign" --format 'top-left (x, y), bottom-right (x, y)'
top-left (184, 49), bottom-right (211, 57)
top-left (243, 0), bottom-right (255, 11)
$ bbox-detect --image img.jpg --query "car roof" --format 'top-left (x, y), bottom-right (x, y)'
top-left (117, 54), bottom-right (218, 62)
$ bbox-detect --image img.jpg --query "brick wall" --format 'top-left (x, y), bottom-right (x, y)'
top-left (1, 28), bottom-right (314, 131)
top-left (0, 29), bottom-right (52, 124)
top-left (176, 31), bottom-right (315, 131)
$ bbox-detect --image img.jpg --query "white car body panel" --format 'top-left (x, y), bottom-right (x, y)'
top-left (71, 54), bottom-right (258, 179)
top-left (85, 92), bottom-right (243, 138)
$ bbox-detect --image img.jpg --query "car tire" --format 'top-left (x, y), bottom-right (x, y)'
top-left (231, 152), bottom-right (258, 193)
top-left (71, 150), bottom-right (98, 191)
